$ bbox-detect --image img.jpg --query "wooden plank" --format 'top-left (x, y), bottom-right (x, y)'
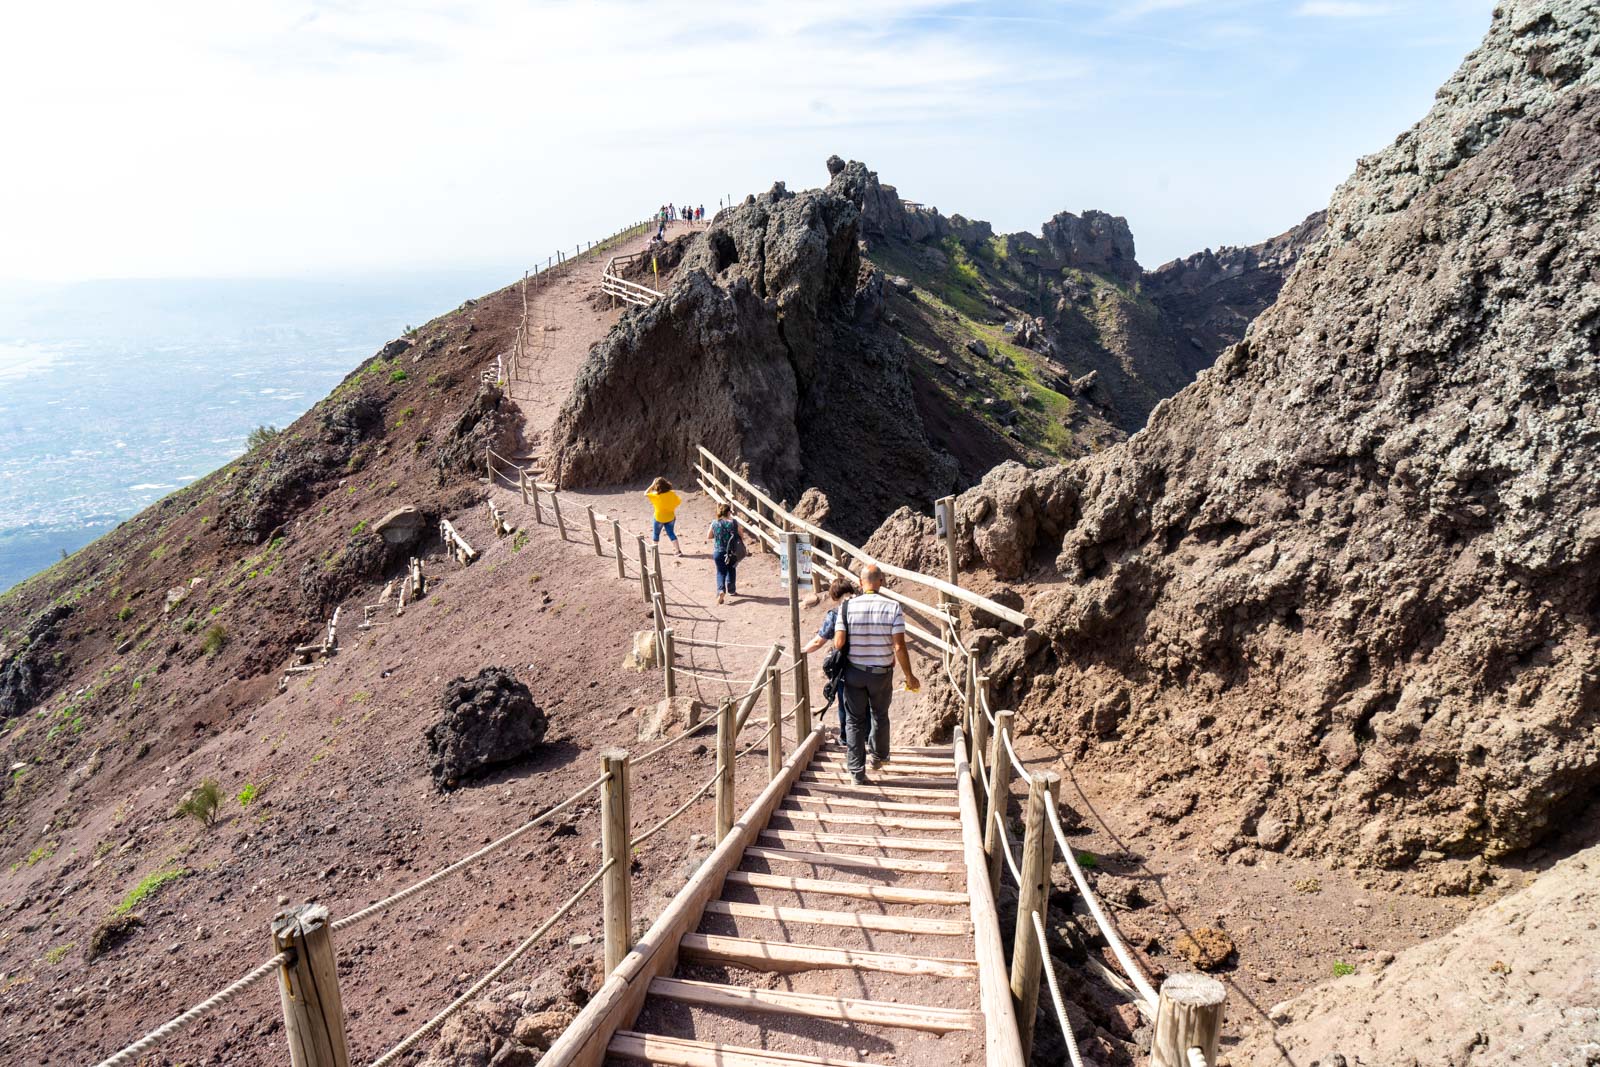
top-left (744, 845), bottom-right (963, 875)
top-left (647, 978), bottom-right (978, 1033)
top-left (953, 725), bottom-right (1027, 1066)
top-left (809, 762), bottom-right (955, 780)
top-left (890, 745), bottom-right (955, 756)
top-left (785, 790), bottom-right (958, 815)
top-left (724, 870), bottom-right (968, 906)
top-left (796, 776), bottom-right (958, 799)
top-left (703, 899), bottom-right (972, 936)
top-left (816, 752), bottom-right (949, 768)
top-left (536, 730), bottom-right (827, 1067)
top-left (610, 1031), bottom-right (868, 1067)
top-left (757, 829), bottom-right (964, 854)
top-left (679, 933), bottom-right (977, 978)
top-left (774, 806), bottom-right (961, 833)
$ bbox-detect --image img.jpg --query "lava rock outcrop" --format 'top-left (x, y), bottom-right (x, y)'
top-left (426, 668), bottom-right (549, 789)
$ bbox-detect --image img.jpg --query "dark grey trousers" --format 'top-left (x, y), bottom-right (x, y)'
top-left (841, 663), bottom-right (893, 775)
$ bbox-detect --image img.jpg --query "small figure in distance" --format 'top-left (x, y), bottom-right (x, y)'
top-left (834, 564), bottom-right (920, 784)
top-left (707, 503), bottom-right (745, 605)
top-left (645, 477), bottom-right (684, 557)
top-left (803, 576), bottom-right (857, 745)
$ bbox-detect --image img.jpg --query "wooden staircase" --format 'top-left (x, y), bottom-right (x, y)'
top-left (606, 742), bottom-right (982, 1066)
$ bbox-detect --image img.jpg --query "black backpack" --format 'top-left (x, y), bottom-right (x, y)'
top-left (821, 598), bottom-right (852, 706)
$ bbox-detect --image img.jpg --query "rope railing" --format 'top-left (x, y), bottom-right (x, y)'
top-left (1032, 909), bottom-right (1088, 1067)
top-left (630, 769), bottom-right (721, 849)
top-left (367, 858), bottom-right (614, 1067)
top-left (992, 804), bottom-right (1024, 885)
top-left (90, 953), bottom-right (290, 1067)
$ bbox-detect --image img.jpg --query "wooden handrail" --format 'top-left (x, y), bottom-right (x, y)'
top-left (696, 446), bottom-right (1032, 629)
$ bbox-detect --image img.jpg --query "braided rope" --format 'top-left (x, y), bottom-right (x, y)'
top-left (1045, 801), bottom-right (1160, 1010)
top-left (631, 769), bottom-right (721, 849)
top-left (368, 859), bottom-right (612, 1067)
top-left (1032, 909), bottom-right (1088, 1067)
top-left (332, 773), bottom-right (607, 932)
top-left (91, 952), bottom-right (288, 1067)
top-left (673, 667), bottom-right (760, 686)
top-left (991, 805), bottom-right (1024, 886)
top-left (972, 745), bottom-right (990, 799)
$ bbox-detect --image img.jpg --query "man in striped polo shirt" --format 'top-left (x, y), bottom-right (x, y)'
top-left (833, 564), bottom-right (921, 785)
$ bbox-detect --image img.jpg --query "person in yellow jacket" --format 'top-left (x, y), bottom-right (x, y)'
top-left (646, 477), bottom-right (684, 556)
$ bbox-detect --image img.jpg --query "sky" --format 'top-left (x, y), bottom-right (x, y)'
top-left (0, 0), bottom-right (1496, 283)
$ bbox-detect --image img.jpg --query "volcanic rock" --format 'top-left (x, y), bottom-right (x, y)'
top-left (374, 506), bottom-right (426, 546)
top-left (425, 668), bottom-right (549, 789)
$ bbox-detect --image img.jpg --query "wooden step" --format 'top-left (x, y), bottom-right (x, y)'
top-left (800, 771), bottom-right (957, 791)
top-left (757, 829), bottom-right (964, 854)
top-left (647, 977), bottom-right (979, 1032)
top-left (890, 745), bottom-right (953, 756)
top-left (810, 762), bottom-right (955, 779)
top-left (703, 899), bottom-right (972, 936)
top-left (774, 806), bottom-right (961, 833)
top-left (679, 932), bottom-right (978, 978)
top-left (813, 756), bottom-right (952, 774)
top-left (745, 845), bottom-right (963, 875)
top-left (724, 870), bottom-right (968, 906)
top-left (785, 790), bottom-right (959, 815)
top-left (610, 1030), bottom-right (869, 1066)
top-left (814, 748), bottom-right (952, 765)
top-left (796, 776), bottom-right (958, 799)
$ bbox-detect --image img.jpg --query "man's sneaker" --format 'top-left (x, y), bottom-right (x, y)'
top-left (852, 771), bottom-right (872, 786)
top-left (867, 755), bottom-right (883, 771)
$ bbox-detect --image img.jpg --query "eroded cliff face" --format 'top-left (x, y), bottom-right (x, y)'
top-left (868, 0), bottom-right (1600, 868)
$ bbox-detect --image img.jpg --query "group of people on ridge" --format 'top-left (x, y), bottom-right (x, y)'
top-left (653, 203), bottom-right (705, 239)
top-left (643, 477), bottom-right (918, 786)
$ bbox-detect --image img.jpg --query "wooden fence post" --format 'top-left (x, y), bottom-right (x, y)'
top-left (972, 673), bottom-right (991, 803)
top-left (551, 493), bottom-right (567, 541)
top-left (663, 629), bottom-right (677, 699)
top-left (984, 710), bottom-right (1014, 891)
top-left (599, 749), bottom-right (633, 975)
top-left (270, 905), bottom-right (350, 1067)
top-left (651, 593), bottom-right (667, 661)
top-left (766, 665), bottom-right (784, 780)
top-left (651, 543), bottom-right (665, 605)
top-left (784, 533), bottom-right (812, 730)
top-left (530, 481), bottom-right (543, 526)
top-left (485, 447), bottom-right (494, 485)
top-left (586, 506), bottom-right (603, 555)
top-left (795, 649), bottom-right (812, 741)
top-left (1012, 770), bottom-right (1061, 1056)
top-left (938, 494), bottom-right (959, 590)
top-left (715, 698), bottom-right (735, 842)
top-left (1151, 974), bottom-right (1227, 1067)
top-left (612, 520), bottom-right (626, 580)
top-left (518, 468), bottom-right (530, 506)
top-left (636, 537), bottom-right (651, 604)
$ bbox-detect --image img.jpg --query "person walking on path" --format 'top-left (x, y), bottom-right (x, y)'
top-left (803, 576), bottom-right (857, 742)
top-left (833, 564), bottom-right (920, 784)
top-left (706, 504), bottom-right (744, 605)
top-left (645, 477), bottom-right (684, 556)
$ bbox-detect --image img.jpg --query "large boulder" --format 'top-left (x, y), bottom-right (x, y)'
top-left (425, 668), bottom-right (549, 789)
top-left (374, 506), bottom-right (426, 546)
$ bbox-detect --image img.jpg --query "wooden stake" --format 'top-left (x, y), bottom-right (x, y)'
top-left (651, 543), bottom-right (665, 606)
top-left (715, 699), bottom-right (735, 842)
top-left (518, 468), bottom-right (530, 506)
top-left (766, 665), bottom-right (783, 780)
top-left (600, 749), bottom-right (633, 975)
top-left (552, 493), bottom-right (567, 541)
top-left (486, 447), bottom-right (494, 485)
top-left (612, 520), bottom-right (626, 580)
top-left (531, 482), bottom-right (543, 525)
top-left (796, 649), bottom-right (812, 739)
top-left (984, 711), bottom-right (1014, 892)
top-left (784, 533), bottom-right (811, 730)
top-left (1151, 974), bottom-right (1226, 1067)
top-left (637, 537), bottom-right (651, 604)
top-left (586, 505), bottom-right (603, 555)
top-left (972, 676), bottom-right (991, 812)
top-left (663, 629), bottom-right (677, 699)
top-left (652, 593), bottom-right (667, 662)
top-left (938, 494), bottom-right (959, 590)
top-left (270, 905), bottom-right (350, 1067)
top-left (1011, 769), bottom-right (1060, 1057)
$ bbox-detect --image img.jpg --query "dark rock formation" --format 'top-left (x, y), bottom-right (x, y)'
top-left (550, 177), bottom-right (957, 535)
top-left (867, 0), bottom-right (1600, 866)
top-left (435, 383), bottom-right (522, 481)
top-left (426, 668), bottom-right (549, 789)
top-left (0, 603), bottom-right (71, 721)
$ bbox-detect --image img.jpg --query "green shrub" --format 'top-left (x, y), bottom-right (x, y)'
top-left (390, 368), bottom-right (408, 383)
top-left (351, 520), bottom-right (369, 536)
top-left (117, 605), bottom-right (133, 622)
top-left (236, 783), bottom-right (257, 807)
top-left (177, 779), bottom-right (222, 827)
top-left (1076, 851), bottom-right (1099, 869)
top-left (246, 425), bottom-right (282, 451)
top-left (1332, 961), bottom-right (1356, 977)
top-left (200, 624), bottom-right (228, 656)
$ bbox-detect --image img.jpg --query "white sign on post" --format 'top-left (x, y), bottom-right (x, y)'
top-left (780, 534), bottom-right (813, 582)
top-left (935, 499), bottom-right (950, 538)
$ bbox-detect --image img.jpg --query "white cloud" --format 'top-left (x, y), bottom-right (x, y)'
top-left (1295, 2), bottom-right (1392, 16)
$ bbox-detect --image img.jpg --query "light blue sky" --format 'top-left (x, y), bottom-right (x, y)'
top-left (0, 0), bottom-right (1495, 282)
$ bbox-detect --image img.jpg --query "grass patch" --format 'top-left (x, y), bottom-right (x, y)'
top-left (115, 867), bottom-right (187, 916)
top-left (236, 783), bottom-right (258, 807)
top-left (200, 624), bottom-right (228, 656)
top-left (177, 779), bottom-right (222, 827)
top-left (1332, 961), bottom-right (1356, 977)
top-left (43, 943), bottom-right (75, 965)
top-left (1076, 851), bottom-right (1099, 869)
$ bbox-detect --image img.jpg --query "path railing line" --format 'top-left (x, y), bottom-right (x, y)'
top-left (90, 953), bottom-right (290, 1067)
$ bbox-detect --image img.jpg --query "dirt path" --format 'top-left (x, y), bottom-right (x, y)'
top-left (506, 220), bottom-right (697, 453)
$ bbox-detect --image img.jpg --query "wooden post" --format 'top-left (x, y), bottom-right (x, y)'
top-left (795, 649), bottom-right (812, 741)
top-left (599, 749), bottom-right (633, 975)
top-left (485, 447), bottom-right (494, 485)
top-left (651, 543), bottom-right (665, 605)
top-left (531, 482), bottom-right (543, 526)
top-left (1151, 974), bottom-right (1227, 1067)
top-left (715, 698), bottom-right (735, 842)
top-left (972, 675), bottom-right (991, 813)
top-left (984, 710), bottom-right (1014, 891)
top-left (784, 533), bottom-right (811, 730)
top-left (586, 506), bottom-right (603, 555)
top-left (766, 665), bottom-right (784, 780)
top-left (518, 468), bottom-right (530, 506)
top-left (550, 492), bottom-right (568, 541)
top-left (652, 593), bottom-right (667, 660)
top-left (663, 629), bottom-right (677, 699)
top-left (612, 520), bottom-right (626, 580)
top-left (270, 905), bottom-right (350, 1067)
top-left (636, 537), bottom-right (651, 604)
top-left (938, 494), bottom-right (959, 590)
top-left (1011, 769), bottom-right (1061, 1058)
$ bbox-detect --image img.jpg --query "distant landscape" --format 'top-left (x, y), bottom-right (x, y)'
top-left (0, 273), bottom-right (504, 592)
